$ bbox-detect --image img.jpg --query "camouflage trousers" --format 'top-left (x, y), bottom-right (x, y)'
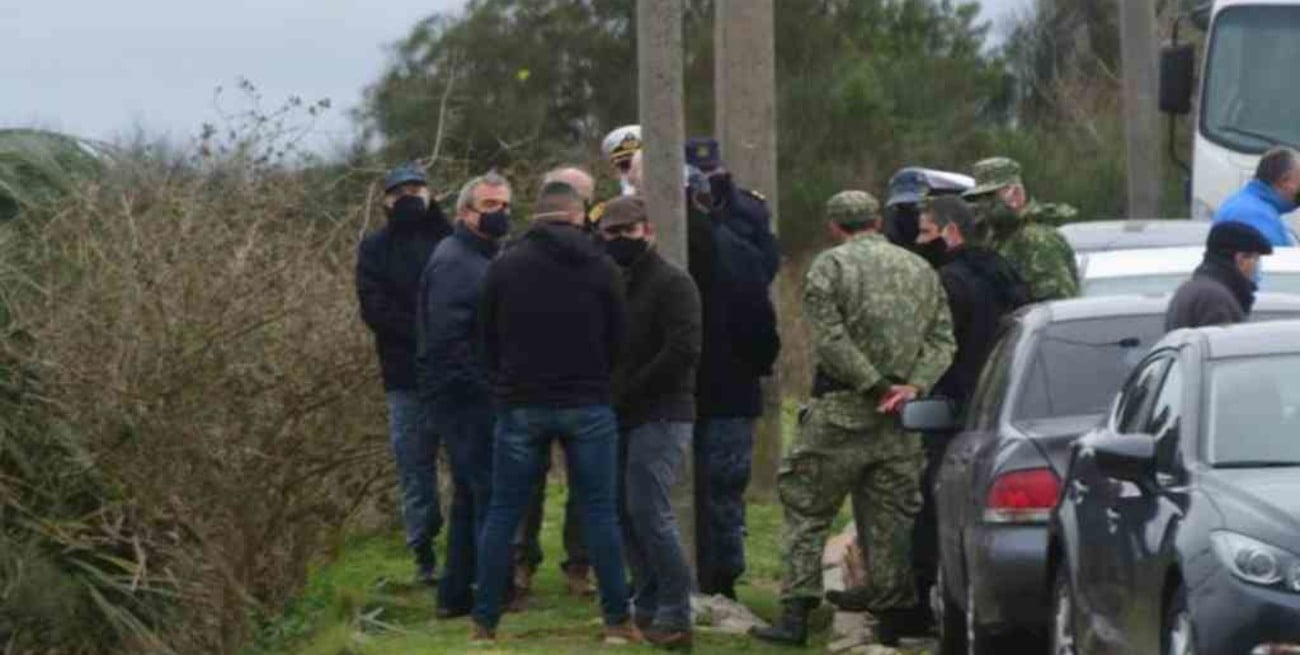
top-left (776, 396), bottom-right (924, 610)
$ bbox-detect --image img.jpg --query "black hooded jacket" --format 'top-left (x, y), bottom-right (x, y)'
top-left (479, 221), bottom-right (628, 407)
top-left (1165, 254), bottom-right (1255, 331)
top-left (933, 245), bottom-right (1031, 405)
top-left (356, 202), bottom-right (452, 391)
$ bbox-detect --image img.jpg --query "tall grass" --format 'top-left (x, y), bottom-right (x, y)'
top-left (1, 140), bottom-right (391, 652)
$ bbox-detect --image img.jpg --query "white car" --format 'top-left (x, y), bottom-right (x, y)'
top-left (1080, 246), bottom-right (1300, 297)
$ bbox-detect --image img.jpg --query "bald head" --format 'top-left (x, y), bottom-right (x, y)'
top-left (542, 167), bottom-right (595, 203)
top-left (532, 181), bottom-right (587, 226)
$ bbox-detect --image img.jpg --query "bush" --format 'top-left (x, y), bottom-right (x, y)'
top-left (1, 133), bottom-right (391, 652)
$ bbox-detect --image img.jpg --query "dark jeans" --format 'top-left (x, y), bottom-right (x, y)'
top-left (474, 405), bottom-right (630, 630)
top-left (386, 391), bottom-right (442, 561)
top-left (513, 444), bottom-right (588, 573)
top-left (430, 394), bottom-right (495, 612)
top-left (695, 417), bottom-right (754, 593)
top-left (911, 430), bottom-right (954, 605)
top-left (620, 421), bottom-right (694, 630)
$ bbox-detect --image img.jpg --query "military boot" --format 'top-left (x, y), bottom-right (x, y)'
top-left (750, 598), bottom-right (818, 646)
top-left (825, 586), bottom-right (872, 613)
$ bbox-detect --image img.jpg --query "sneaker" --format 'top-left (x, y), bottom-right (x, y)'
top-left (643, 626), bottom-right (693, 651)
top-left (602, 620), bottom-right (644, 645)
top-left (470, 622), bottom-right (496, 644)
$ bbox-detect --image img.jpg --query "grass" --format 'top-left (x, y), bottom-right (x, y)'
top-left (246, 480), bottom-right (890, 655)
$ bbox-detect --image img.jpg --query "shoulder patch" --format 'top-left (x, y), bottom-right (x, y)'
top-left (589, 201), bottom-right (607, 222)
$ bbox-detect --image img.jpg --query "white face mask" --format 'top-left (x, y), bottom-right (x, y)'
top-left (619, 176), bottom-right (637, 197)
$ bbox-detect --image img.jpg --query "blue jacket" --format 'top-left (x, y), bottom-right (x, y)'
top-left (1213, 179), bottom-right (1295, 247)
top-left (416, 223), bottom-right (499, 400)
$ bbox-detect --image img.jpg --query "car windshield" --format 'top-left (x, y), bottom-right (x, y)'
top-left (1084, 272), bottom-right (1300, 297)
top-left (1014, 315), bottom-right (1167, 422)
top-left (1208, 355), bottom-right (1300, 467)
top-left (1202, 6), bottom-right (1300, 153)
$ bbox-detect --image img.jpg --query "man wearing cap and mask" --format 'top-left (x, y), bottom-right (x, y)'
top-left (884, 168), bottom-right (928, 250)
top-left (356, 162), bottom-right (453, 586)
top-left (603, 125), bottom-right (643, 197)
top-left (752, 191), bottom-right (954, 648)
top-left (416, 172), bottom-right (512, 618)
top-left (599, 195), bottom-right (701, 650)
top-left (1167, 221), bottom-right (1274, 330)
top-left (962, 157), bottom-right (1079, 302)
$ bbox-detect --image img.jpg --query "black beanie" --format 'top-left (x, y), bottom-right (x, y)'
top-left (1207, 221), bottom-right (1274, 256)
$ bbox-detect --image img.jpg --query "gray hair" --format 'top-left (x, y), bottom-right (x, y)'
top-left (1256, 147), bottom-right (1299, 186)
top-left (456, 171), bottom-right (511, 214)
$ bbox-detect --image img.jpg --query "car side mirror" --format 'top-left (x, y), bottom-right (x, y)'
top-left (901, 398), bottom-right (959, 432)
top-left (1159, 45), bottom-right (1196, 115)
top-left (1092, 434), bottom-right (1157, 482)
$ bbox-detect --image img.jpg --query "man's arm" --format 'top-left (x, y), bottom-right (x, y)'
top-left (478, 263), bottom-right (502, 378)
top-left (604, 260), bottom-right (629, 372)
top-left (356, 236), bottom-right (415, 341)
top-left (1025, 226), bottom-right (1080, 301)
top-left (908, 268), bottom-right (958, 394)
top-left (423, 259), bottom-right (486, 397)
top-left (627, 273), bottom-right (702, 397)
top-left (803, 253), bottom-right (884, 393)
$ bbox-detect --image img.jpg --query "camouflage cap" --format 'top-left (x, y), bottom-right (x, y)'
top-left (825, 190), bottom-right (880, 225)
top-left (962, 157), bottom-right (1023, 198)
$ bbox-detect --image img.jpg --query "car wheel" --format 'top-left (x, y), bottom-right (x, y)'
top-left (935, 565), bottom-right (967, 655)
top-left (1050, 565), bottom-right (1078, 655)
top-left (1163, 584), bottom-right (1196, 655)
top-left (965, 573), bottom-right (996, 655)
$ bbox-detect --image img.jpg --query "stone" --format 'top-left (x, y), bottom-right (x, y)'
top-left (690, 593), bottom-right (770, 635)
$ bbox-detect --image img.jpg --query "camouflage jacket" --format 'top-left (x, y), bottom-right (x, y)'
top-left (993, 201), bottom-right (1080, 302)
top-left (803, 232), bottom-right (955, 428)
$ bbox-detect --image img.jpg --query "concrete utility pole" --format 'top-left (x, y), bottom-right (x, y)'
top-left (1119, 0), bottom-right (1163, 217)
top-left (715, 0), bottom-right (781, 500)
top-left (637, 0), bottom-right (694, 567)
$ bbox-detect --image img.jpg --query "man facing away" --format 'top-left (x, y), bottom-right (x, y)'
top-left (471, 180), bottom-right (637, 643)
top-left (600, 196), bottom-right (702, 650)
top-left (1213, 146), bottom-right (1300, 247)
top-left (355, 162), bottom-right (452, 585)
top-left (416, 171), bottom-right (512, 618)
top-left (1167, 221), bottom-right (1274, 331)
top-left (752, 191), bottom-right (954, 648)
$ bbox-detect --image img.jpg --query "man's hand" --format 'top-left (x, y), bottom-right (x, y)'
top-left (876, 384), bottom-right (919, 415)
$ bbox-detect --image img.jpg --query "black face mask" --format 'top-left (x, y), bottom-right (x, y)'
top-left (605, 236), bottom-right (649, 268)
top-left (708, 172), bottom-right (733, 207)
top-left (388, 194), bottom-right (427, 225)
top-left (478, 210), bottom-right (511, 238)
top-left (915, 238), bottom-right (950, 269)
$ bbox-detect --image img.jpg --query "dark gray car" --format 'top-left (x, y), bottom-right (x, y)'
top-left (903, 293), bottom-right (1300, 654)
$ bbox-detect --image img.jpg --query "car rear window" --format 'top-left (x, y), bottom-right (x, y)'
top-left (1014, 315), bottom-right (1168, 421)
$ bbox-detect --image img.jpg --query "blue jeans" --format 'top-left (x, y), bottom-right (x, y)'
top-left (695, 417), bottom-right (754, 593)
top-left (387, 391), bottom-right (442, 562)
top-left (431, 394), bottom-right (495, 612)
top-left (474, 405), bottom-right (630, 630)
top-left (620, 421), bottom-right (693, 631)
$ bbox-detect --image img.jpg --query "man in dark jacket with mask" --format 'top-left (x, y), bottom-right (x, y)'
top-left (600, 196), bottom-right (702, 650)
top-left (417, 171), bottom-right (511, 618)
top-left (356, 163), bottom-right (453, 585)
top-left (471, 181), bottom-right (636, 644)
top-left (1167, 221), bottom-right (1274, 331)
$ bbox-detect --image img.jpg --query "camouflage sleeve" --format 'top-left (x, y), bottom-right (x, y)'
top-left (803, 252), bottom-right (884, 393)
top-left (1025, 226), bottom-right (1079, 301)
top-left (907, 267), bottom-right (956, 393)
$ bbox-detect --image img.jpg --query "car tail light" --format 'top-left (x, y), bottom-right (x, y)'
top-left (982, 467), bottom-right (1061, 524)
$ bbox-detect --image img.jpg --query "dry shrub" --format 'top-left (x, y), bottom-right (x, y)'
top-left (2, 148), bottom-right (390, 652)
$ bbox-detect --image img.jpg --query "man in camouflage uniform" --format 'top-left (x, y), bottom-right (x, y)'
top-left (962, 157), bottom-right (1079, 301)
top-left (751, 191), bottom-right (955, 648)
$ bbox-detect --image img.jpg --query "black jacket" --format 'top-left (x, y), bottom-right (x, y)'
top-left (356, 204), bottom-right (452, 391)
top-left (416, 224), bottom-right (499, 400)
top-left (933, 246), bottom-right (1030, 406)
top-left (612, 248), bottom-right (702, 428)
top-left (480, 221), bottom-right (627, 407)
top-left (688, 203), bottom-right (781, 418)
top-left (1165, 255), bottom-right (1254, 331)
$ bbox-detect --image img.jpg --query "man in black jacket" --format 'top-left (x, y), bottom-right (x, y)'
top-left (356, 163), bottom-right (452, 586)
top-left (416, 171), bottom-right (511, 618)
top-left (1167, 221), bottom-right (1274, 331)
top-left (471, 181), bottom-right (637, 643)
top-left (906, 195), bottom-right (1028, 627)
top-left (600, 196), bottom-right (702, 650)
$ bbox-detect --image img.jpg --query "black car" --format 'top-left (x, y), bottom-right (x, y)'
top-left (901, 294), bottom-right (1300, 654)
top-left (1049, 320), bottom-right (1300, 655)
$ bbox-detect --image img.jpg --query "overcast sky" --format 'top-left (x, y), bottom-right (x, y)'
top-left (3, 0), bottom-right (1032, 153)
